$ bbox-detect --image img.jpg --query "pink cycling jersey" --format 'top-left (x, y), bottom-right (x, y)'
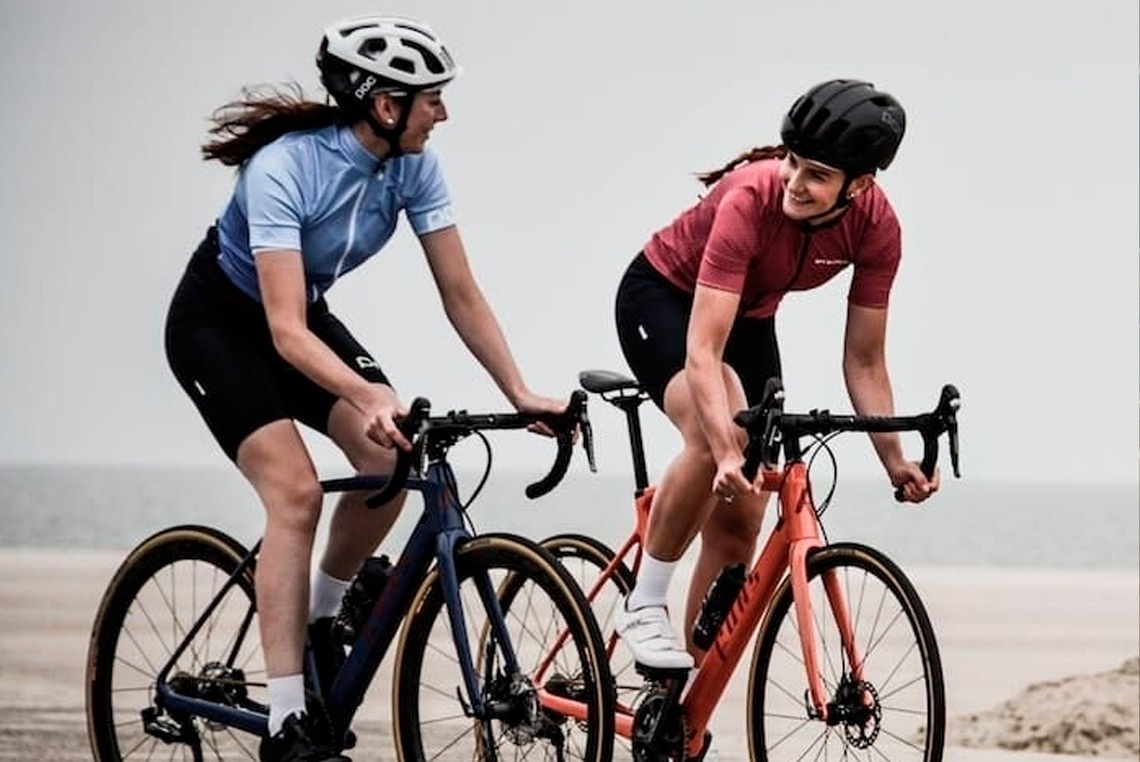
top-left (642, 158), bottom-right (901, 319)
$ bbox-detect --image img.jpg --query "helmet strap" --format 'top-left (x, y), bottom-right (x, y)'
top-left (798, 176), bottom-right (853, 229)
top-left (363, 93), bottom-right (415, 159)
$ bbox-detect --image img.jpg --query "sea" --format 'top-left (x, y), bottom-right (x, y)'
top-left (0, 464), bottom-right (1137, 572)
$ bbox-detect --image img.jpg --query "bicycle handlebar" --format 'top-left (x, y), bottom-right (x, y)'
top-left (735, 377), bottom-right (961, 502)
top-left (363, 390), bottom-right (594, 508)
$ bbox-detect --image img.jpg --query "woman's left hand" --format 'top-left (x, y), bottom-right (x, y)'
top-left (887, 459), bottom-right (940, 504)
top-left (513, 391), bottom-right (574, 439)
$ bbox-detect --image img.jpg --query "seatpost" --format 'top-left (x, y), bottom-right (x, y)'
top-left (610, 392), bottom-right (650, 495)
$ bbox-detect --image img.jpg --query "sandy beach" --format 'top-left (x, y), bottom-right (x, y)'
top-left (0, 549), bottom-right (1135, 761)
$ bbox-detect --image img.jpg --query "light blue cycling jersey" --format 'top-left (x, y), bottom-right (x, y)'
top-left (215, 123), bottom-right (456, 302)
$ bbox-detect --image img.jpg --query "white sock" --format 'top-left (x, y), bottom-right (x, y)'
top-left (626, 553), bottom-right (676, 611)
top-left (309, 568), bottom-right (352, 623)
top-left (267, 674), bottom-right (307, 736)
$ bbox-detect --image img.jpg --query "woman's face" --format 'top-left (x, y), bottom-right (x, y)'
top-left (778, 152), bottom-right (846, 221)
top-left (397, 89), bottom-right (449, 153)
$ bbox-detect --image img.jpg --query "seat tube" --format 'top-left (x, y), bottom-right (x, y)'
top-left (783, 464), bottom-right (829, 718)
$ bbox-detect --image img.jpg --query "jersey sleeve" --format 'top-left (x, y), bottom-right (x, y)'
top-left (243, 144), bottom-right (306, 253)
top-left (697, 188), bottom-right (760, 293)
top-left (848, 212), bottom-right (901, 309)
top-left (404, 149), bottom-right (456, 235)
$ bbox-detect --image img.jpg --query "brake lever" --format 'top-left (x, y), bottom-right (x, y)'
top-left (580, 414), bottom-right (597, 473)
top-left (938, 384), bottom-right (962, 479)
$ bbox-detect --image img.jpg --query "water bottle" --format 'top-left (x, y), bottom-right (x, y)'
top-left (691, 563), bottom-right (747, 650)
top-left (332, 554), bottom-right (393, 645)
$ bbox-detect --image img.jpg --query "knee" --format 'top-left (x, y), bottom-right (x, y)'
top-left (703, 505), bottom-right (764, 556)
top-left (680, 439), bottom-right (717, 471)
top-left (348, 441), bottom-right (398, 476)
top-left (263, 476), bottom-right (324, 533)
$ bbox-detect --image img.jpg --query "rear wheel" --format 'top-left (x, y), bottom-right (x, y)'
top-left (539, 533), bottom-right (642, 760)
top-left (747, 543), bottom-right (945, 762)
top-left (86, 525), bottom-right (265, 761)
top-left (392, 533), bottom-right (615, 762)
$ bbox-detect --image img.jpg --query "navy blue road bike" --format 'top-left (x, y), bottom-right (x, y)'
top-left (85, 391), bottom-right (615, 761)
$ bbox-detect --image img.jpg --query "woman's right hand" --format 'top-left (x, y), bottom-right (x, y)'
top-left (711, 453), bottom-right (757, 505)
top-left (362, 386), bottom-right (412, 451)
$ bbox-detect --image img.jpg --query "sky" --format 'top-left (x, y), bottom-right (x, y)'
top-left (0, 0), bottom-right (1136, 485)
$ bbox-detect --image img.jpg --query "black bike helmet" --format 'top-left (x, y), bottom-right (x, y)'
top-left (781, 79), bottom-right (906, 177)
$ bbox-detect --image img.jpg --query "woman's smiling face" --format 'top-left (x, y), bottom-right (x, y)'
top-left (398, 89), bottom-right (449, 154)
top-left (778, 151), bottom-right (846, 221)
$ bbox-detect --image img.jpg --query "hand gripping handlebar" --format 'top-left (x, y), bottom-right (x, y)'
top-left (362, 390), bottom-right (594, 509)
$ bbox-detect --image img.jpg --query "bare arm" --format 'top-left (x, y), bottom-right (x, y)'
top-left (687, 285), bottom-right (740, 461)
top-left (256, 251), bottom-right (408, 447)
top-left (687, 284), bottom-right (755, 496)
top-left (842, 302), bottom-right (936, 500)
top-left (421, 227), bottom-right (560, 415)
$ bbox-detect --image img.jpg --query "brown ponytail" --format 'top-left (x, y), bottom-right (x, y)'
top-left (201, 82), bottom-right (346, 167)
top-left (695, 145), bottom-right (787, 187)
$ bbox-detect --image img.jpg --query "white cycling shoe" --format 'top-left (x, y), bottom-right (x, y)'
top-left (614, 604), bottom-right (694, 670)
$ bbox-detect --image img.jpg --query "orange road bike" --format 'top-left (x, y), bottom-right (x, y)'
top-left (537, 370), bottom-right (961, 762)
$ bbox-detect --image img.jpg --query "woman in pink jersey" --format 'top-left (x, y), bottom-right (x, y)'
top-left (613, 79), bottom-right (940, 670)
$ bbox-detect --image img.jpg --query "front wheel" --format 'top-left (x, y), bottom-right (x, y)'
top-left (747, 543), bottom-right (945, 762)
top-left (85, 525), bottom-right (265, 761)
top-left (392, 533), bottom-right (615, 762)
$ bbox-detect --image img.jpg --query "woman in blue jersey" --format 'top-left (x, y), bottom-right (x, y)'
top-left (165, 16), bottom-right (565, 762)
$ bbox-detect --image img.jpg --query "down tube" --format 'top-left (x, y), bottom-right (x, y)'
top-left (328, 504), bottom-right (438, 727)
top-left (677, 529), bottom-right (791, 746)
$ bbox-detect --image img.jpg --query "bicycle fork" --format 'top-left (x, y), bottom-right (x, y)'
top-left (787, 521), bottom-right (865, 723)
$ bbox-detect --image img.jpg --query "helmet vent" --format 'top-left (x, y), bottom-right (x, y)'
top-left (360, 38), bottom-right (388, 58)
top-left (402, 39), bottom-right (447, 74)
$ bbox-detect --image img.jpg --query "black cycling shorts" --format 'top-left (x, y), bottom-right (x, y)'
top-left (614, 252), bottom-right (781, 410)
top-left (164, 227), bottom-right (391, 461)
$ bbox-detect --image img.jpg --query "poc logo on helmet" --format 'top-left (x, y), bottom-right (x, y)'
top-left (354, 75), bottom-right (378, 100)
top-left (880, 110), bottom-right (902, 132)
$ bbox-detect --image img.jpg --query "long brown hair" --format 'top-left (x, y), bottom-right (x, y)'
top-left (696, 145), bottom-right (787, 187)
top-left (201, 83), bottom-right (346, 166)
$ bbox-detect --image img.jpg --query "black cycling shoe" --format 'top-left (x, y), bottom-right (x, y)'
top-left (258, 712), bottom-right (351, 762)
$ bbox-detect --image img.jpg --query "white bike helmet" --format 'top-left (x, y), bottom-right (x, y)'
top-left (317, 16), bottom-right (460, 105)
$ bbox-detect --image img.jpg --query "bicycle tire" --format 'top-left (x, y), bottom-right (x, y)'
top-left (86, 524), bottom-right (265, 762)
top-left (539, 533), bottom-right (647, 760)
top-left (391, 533), bottom-right (615, 762)
top-left (746, 542), bottom-right (945, 762)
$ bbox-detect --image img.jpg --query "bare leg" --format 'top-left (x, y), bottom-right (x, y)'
top-left (641, 372), bottom-right (720, 562)
top-left (684, 491), bottom-right (769, 654)
top-left (236, 420), bottom-right (323, 679)
top-left (319, 394), bottom-right (407, 581)
top-left (640, 365), bottom-right (768, 654)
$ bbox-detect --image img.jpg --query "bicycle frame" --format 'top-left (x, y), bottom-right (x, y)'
top-left (542, 369), bottom-right (967, 760)
top-left (151, 458), bottom-right (523, 738)
top-left (539, 459), bottom-right (860, 759)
